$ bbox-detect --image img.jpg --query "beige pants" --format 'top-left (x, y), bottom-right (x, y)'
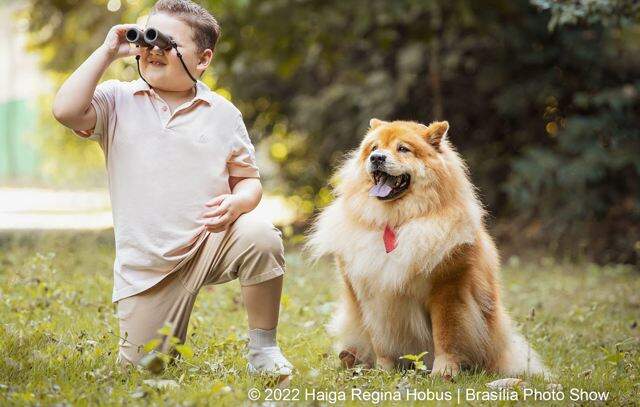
top-left (115, 212), bottom-right (285, 367)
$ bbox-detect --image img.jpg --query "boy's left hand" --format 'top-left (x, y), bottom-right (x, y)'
top-left (199, 194), bottom-right (243, 232)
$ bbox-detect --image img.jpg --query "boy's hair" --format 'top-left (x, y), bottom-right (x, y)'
top-left (151, 0), bottom-right (220, 53)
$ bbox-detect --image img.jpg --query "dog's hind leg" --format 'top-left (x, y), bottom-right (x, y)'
top-left (427, 277), bottom-right (494, 378)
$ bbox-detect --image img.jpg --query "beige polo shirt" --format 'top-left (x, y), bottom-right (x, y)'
top-left (74, 78), bottom-right (260, 303)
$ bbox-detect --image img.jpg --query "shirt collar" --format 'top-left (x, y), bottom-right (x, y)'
top-left (131, 78), bottom-right (216, 106)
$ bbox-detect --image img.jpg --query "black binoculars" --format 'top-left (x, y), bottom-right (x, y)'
top-left (126, 28), bottom-right (174, 50)
top-left (127, 26), bottom-right (198, 84)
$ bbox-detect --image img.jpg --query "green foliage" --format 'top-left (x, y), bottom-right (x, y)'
top-left (532, 0), bottom-right (640, 30)
top-left (20, 0), bottom-right (640, 262)
top-left (210, 0), bottom-right (640, 262)
top-left (0, 233), bottom-right (639, 404)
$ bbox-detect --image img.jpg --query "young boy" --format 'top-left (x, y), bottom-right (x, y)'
top-left (52, 0), bottom-right (293, 377)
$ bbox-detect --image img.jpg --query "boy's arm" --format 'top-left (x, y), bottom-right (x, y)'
top-left (229, 176), bottom-right (263, 212)
top-left (200, 177), bottom-right (262, 233)
top-left (200, 114), bottom-right (262, 232)
top-left (52, 24), bottom-right (140, 133)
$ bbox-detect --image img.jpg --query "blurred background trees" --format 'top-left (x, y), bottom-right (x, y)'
top-left (14, 0), bottom-right (640, 264)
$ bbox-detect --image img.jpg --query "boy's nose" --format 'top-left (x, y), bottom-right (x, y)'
top-left (149, 46), bottom-right (165, 55)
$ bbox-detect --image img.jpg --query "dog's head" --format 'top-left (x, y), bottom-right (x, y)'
top-left (362, 119), bottom-right (450, 201)
top-left (335, 119), bottom-right (469, 227)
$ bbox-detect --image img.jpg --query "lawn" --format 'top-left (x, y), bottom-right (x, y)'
top-left (0, 231), bottom-right (638, 405)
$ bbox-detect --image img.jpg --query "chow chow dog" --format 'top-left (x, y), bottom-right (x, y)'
top-left (307, 119), bottom-right (547, 377)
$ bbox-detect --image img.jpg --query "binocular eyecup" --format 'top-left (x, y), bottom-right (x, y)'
top-left (126, 28), bottom-right (174, 50)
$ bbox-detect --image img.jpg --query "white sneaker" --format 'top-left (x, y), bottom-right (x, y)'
top-left (247, 346), bottom-right (293, 377)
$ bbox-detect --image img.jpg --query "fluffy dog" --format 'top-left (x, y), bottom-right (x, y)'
top-left (307, 119), bottom-right (547, 377)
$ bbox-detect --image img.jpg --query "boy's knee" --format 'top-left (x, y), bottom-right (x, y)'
top-left (234, 214), bottom-right (284, 257)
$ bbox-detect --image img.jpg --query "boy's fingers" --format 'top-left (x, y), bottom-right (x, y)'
top-left (201, 205), bottom-right (228, 219)
top-left (205, 213), bottom-right (230, 228)
top-left (116, 23), bottom-right (142, 32)
top-left (201, 215), bottom-right (220, 226)
top-left (205, 195), bottom-right (227, 207)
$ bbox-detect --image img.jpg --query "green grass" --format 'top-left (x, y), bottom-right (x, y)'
top-left (0, 231), bottom-right (638, 405)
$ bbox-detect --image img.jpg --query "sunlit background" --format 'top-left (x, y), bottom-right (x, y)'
top-left (0, 0), bottom-right (298, 232)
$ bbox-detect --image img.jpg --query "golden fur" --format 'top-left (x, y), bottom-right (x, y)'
top-left (307, 119), bottom-right (547, 376)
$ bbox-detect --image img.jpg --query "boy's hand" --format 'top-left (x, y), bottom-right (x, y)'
top-left (101, 24), bottom-right (143, 61)
top-left (199, 194), bottom-right (243, 233)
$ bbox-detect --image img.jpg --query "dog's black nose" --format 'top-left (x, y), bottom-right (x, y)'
top-left (370, 153), bottom-right (386, 165)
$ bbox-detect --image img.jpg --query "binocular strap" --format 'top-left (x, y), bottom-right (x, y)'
top-left (135, 44), bottom-right (198, 89)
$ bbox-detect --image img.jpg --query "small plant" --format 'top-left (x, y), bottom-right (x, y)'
top-left (136, 323), bottom-right (195, 373)
top-left (399, 351), bottom-right (429, 372)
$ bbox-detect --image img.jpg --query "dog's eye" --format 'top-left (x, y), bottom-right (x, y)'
top-left (371, 145), bottom-right (378, 152)
top-left (397, 145), bottom-right (410, 153)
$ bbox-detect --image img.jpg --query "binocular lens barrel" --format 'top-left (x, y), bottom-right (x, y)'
top-left (126, 28), bottom-right (147, 47)
top-left (125, 28), bottom-right (173, 50)
top-left (144, 28), bottom-right (173, 50)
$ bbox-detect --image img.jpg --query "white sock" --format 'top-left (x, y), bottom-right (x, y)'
top-left (248, 327), bottom-right (277, 349)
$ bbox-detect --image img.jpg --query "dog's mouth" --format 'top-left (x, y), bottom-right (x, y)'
top-left (368, 170), bottom-right (411, 201)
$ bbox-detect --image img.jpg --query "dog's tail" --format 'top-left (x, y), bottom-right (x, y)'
top-left (498, 317), bottom-right (551, 378)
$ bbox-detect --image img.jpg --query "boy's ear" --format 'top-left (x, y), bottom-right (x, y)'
top-left (422, 121), bottom-right (449, 151)
top-left (196, 48), bottom-right (214, 72)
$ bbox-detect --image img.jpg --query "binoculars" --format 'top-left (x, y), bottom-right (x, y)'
top-left (126, 26), bottom-right (198, 84)
top-left (126, 27), bottom-right (174, 50)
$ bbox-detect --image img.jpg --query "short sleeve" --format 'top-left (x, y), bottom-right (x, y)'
top-left (73, 79), bottom-right (119, 142)
top-left (227, 114), bottom-right (260, 178)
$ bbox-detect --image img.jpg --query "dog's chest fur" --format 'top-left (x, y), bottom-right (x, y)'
top-left (317, 203), bottom-right (476, 356)
top-left (332, 214), bottom-right (473, 293)
top-left (310, 198), bottom-right (477, 355)
top-left (340, 226), bottom-right (428, 294)
top-left (340, 226), bottom-right (436, 351)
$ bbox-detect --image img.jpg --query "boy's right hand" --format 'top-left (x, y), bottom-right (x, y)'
top-left (101, 24), bottom-right (143, 61)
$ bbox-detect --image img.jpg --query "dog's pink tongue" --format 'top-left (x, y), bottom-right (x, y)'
top-left (369, 183), bottom-right (392, 197)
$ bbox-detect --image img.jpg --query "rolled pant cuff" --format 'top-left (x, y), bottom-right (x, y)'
top-left (240, 266), bottom-right (285, 286)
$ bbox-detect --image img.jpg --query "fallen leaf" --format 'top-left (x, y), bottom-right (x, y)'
top-left (130, 388), bottom-right (147, 399)
top-left (486, 378), bottom-right (526, 389)
top-left (547, 383), bottom-right (563, 391)
top-left (143, 379), bottom-right (179, 391)
top-left (4, 357), bottom-right (21, 370)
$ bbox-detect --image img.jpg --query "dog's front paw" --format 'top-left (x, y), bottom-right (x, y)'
top-left (339, 348), bottom-right (358, 369)
top-left (431, 355), bottom-right (460, 379)
top-left (339, 348), bottom-right (374, 369)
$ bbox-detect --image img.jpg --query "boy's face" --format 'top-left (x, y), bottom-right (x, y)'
top-left (140, 12), bottom-right (212, 92)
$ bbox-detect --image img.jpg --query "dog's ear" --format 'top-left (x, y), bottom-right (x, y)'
top-left (369, 118), bottom-right (387, 129)
top-left (422, 121), bottom-right (449, 151)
